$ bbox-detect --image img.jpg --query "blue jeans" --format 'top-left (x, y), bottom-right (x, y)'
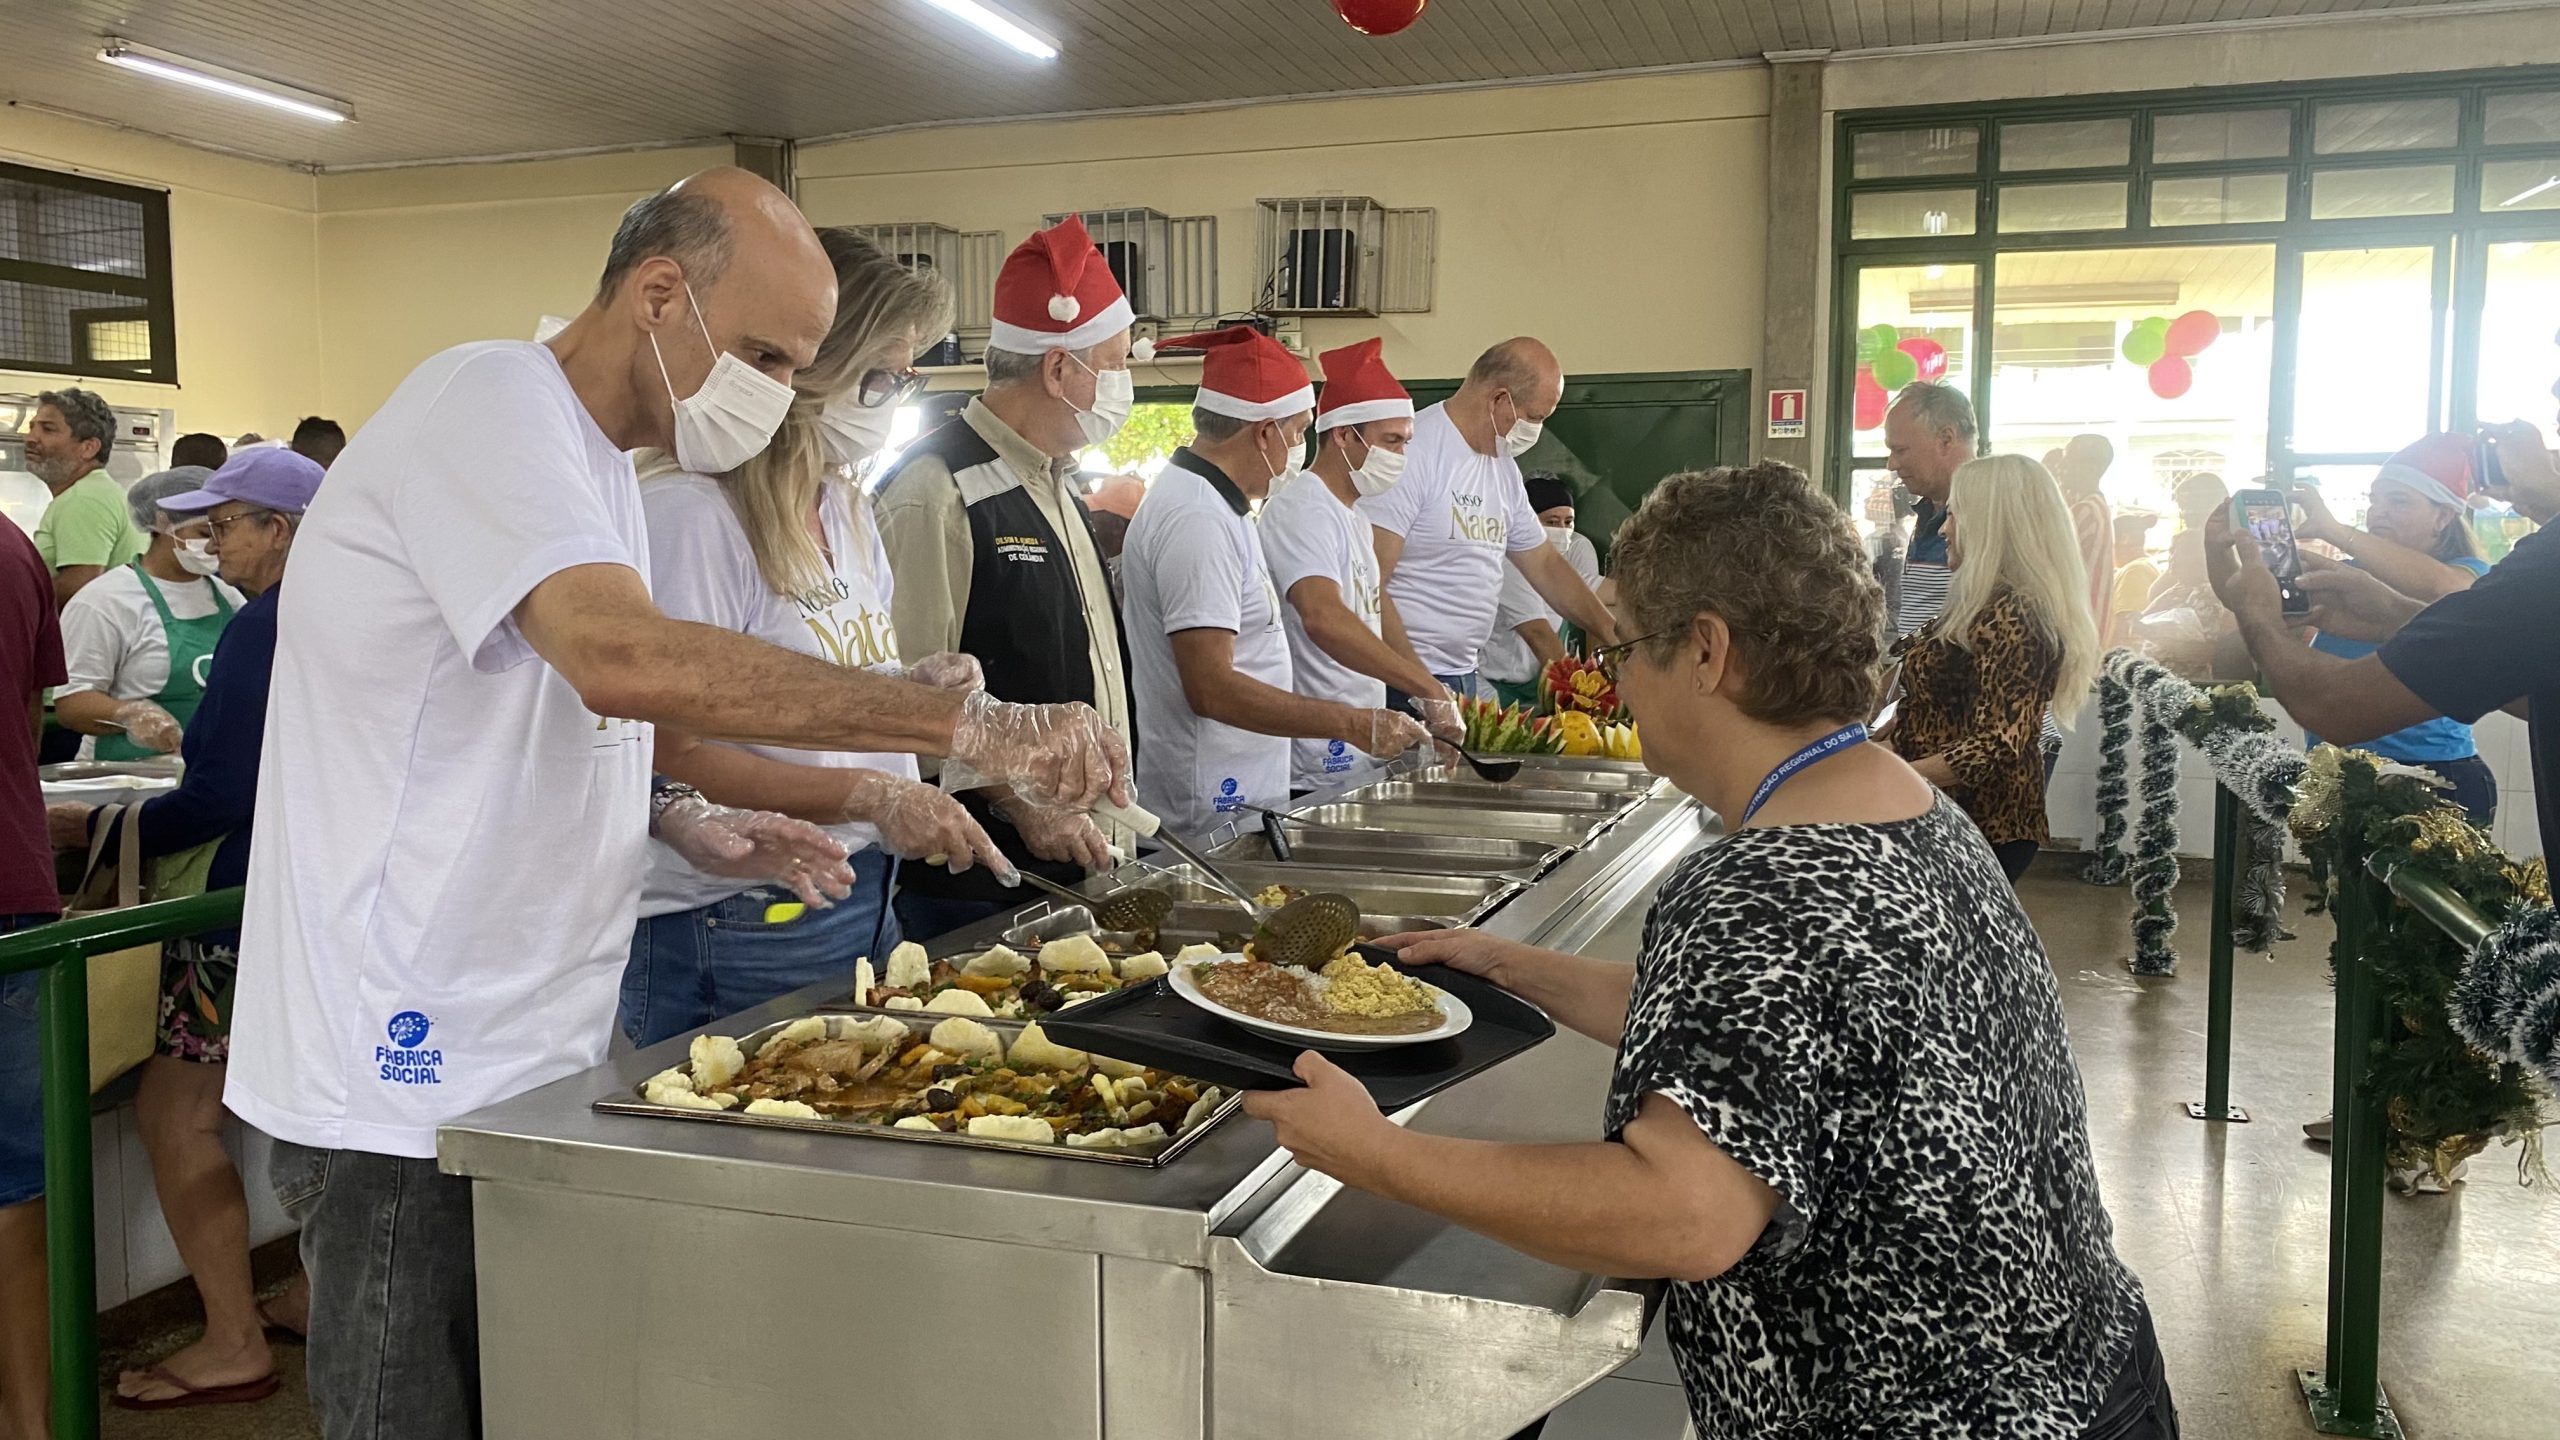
top-left (1, 914), bottom-right (57, 1210)
top-left (892, 889), bottom-right (1010, 947)
top-left (2417, 755), bottom-right (2498, 827)
top-left (618, 847), bottom-right (899, 1048)
top-left (1388, 671), bottom-right (1482, 713)
top-left (271, 1140), bottom-right (479, 1440)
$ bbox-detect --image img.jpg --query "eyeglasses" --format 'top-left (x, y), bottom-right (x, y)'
top-left (855, 367), bottom-right (926, 409)
top-left (165, 518), bottom-right (213, 542)
top-left (206, 509), bottom-right (277, 539)
top-left (1590, 629), bottom-right (1668, 669)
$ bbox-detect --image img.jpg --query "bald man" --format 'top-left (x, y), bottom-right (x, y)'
top-left (1363, 338), bottom-right (1618, 705)
top-left (223, 168), bottom-right (1130, 1440)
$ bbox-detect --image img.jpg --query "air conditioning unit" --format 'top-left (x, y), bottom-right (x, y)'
top-left (1040, 207), bottom-right (1217, 326)
top-left (1255, 197), bottom-right (1436, 317)
top-left (844, 222), bottom-right (1005, 347)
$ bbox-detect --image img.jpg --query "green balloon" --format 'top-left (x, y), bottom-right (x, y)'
top-left (2122, 326), bottom-right (2166, 366)
top-left (1857, 324), bottom-right (1897, 363)
top-left (2137, 315), bottom-right (2171, 336)
top-left (1871, 347), bottom-right (1919, 390)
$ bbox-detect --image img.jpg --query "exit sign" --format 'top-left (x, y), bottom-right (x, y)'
top-left (1766, 389), bottom-right (1808, 439)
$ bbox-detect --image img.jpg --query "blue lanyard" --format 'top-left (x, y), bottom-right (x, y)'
top-left (1741, 723), bottom-right (1869, 825)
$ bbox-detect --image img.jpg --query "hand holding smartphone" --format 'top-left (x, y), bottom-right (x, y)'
top-left (2229, 487), bottom-right (2310, 616)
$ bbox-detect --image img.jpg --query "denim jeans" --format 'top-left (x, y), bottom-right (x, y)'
top-left (892, 889), bottom-right (1011, 947)
top-left (1388, 671), bottom-right (1483, 713)
top-left (1, 927), bottom-right (51, 1209)
top-left (2417, 755), bottom-right (2498, 827)
top-left (619, 847), bottom-right (899, 1048)
top-left (271, 1140), bottom-right (480, 1440)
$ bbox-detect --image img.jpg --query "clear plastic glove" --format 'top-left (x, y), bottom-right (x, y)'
top-left (655, 796), bottom-right (856, 909)
top-left (841, 770), bottom-right (1006, 874)
top-left (905, 651), bottom-right (985, 695)
top-left (948, 689), bottom-right (1132, 810)
top-left (994, 794), bottom-right (1114, 873)
top-left (1414, 695), bottom-right (1464, 748)
top-left (110, 699), bottom-right (182, 754)
top-left (1349, 707), bottom-right (1430, 761)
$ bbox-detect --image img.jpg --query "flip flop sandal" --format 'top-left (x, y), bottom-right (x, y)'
top-left (110, 1364), bottom-right (283, 1411)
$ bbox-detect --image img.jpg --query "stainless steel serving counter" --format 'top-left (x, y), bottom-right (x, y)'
top-left (441, 771), bottom-right (1711, 1439)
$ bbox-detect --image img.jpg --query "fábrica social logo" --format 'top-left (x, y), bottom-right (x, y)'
top-left (378, 1011), bottom-right (443, 1086)
top-left (1214, 776), bottom-right (1243, 812)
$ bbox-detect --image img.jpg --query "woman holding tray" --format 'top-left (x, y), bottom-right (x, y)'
top-left (1246, 462), bottom-right (2177, 1440)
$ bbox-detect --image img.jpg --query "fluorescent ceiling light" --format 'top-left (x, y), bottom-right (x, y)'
top-left (2499, 174), bottom-right (2560, 208)
top-left (918, 0), bottom-right (1059, 60)
top-left (97, 40), bottom-right (351, 124)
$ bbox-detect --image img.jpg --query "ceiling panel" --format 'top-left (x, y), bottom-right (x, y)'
top-left (0, 0), bottom-right (2515, 170)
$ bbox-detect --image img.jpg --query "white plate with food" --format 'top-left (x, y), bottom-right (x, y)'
top-left (1168, 951), bottom-right (1472, 1051)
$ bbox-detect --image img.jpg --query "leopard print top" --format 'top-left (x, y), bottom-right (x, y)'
top-left (1890, 585), bottom-right (2064, 847)
top-left (1606, 794), bottom-right (2141, 1438)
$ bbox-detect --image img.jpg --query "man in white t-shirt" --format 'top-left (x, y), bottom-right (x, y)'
top-left (1361, 337), bottom-right (1618, 703)
top-left (1481, 473), bottom-right (1604, 704)
top-left (1259, 339), bottom-right (1458, 790)
top-left (222, 168), bottom-right (1132, 1440)
top-left (1122, 327), bottom-right (1428, 832)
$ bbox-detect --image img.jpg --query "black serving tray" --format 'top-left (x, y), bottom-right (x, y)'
top-left (1038, 950), bottom-right (1556, 1110)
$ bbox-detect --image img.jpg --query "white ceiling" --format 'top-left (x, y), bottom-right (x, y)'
top-left (0, 0), bottom-right (2530, 171)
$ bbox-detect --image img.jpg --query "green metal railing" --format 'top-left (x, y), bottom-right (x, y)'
top-left (2185, 784), bottom-right (2251, 1124)
top-left (0, 888), bottom-right (243, 1440)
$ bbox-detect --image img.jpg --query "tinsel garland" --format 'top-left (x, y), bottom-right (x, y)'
top-left (2128, 680), bottom-right (2183, 975)
top-left (2081, 665), bottom-right (2135, 886)
top-left (2234, 817), bottom-right (2291, 953)
top-left (2451, 906), bottom-right (2560, 1093)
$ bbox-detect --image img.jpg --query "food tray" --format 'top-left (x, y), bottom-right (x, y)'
top-left (1123, 861), bottom-right (1523, 931)
top-left (1343, 779), bottom-right (1632, 815)
top-left (1403, 762), bottom-right (1658, 795)
top-left (1039, 956), bottom-right (1556, 1110)
top-left (591, 1012), bottom-right (1244, 1168)
top-left (1287, 800), bottom-right (1616, 847)
top-left (1208, 825), bottom-right (1567, 883)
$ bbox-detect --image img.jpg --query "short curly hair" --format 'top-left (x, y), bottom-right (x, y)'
top-left (1609, 462), bottom-right (1887, 726)
top-left (38, 388), bottom-right (115, 462)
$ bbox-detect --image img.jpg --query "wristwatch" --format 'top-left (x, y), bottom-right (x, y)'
top-left (648, 778), bottom-right (704, 831)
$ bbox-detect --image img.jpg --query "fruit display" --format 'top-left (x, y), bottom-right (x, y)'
top-left (1457, 696), bottom-right (1566, 754)
top-left (1553, 711), bottom-right (1643, 761)
top-left (1538, 657), bottom-right (1628, 724)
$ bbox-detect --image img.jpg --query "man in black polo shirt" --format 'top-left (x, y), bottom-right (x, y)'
top-left (2208, 416), bottom-right (2560, 856)
top-left (878, 218), bottom-right (1137, 940)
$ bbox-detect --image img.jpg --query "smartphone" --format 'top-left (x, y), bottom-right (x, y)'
top-left (2230, 488), bottom-right (2309, 616)
top-left (2474, 430), bottom-right (2509, 499)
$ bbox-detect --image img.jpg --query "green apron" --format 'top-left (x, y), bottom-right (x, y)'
top-left (95, 563), bottom-right (233, 763)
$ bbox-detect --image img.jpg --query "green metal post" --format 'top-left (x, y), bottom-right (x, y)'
top-left (2299, 850), bottom-right (2401, 1438)
top-left (38, 950), bottom-right (97, 1440)
top-left (2187, 784), bottom-right (2249, 1123)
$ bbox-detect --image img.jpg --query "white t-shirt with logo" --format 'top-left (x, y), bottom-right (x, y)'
top-left (638, 472), bottom-right (913, 916)
top-left (1122, 456), bottom-right (1293, 834)
top-left (1257, 470), bottom-right (1385, 790)
top-left (1358, 403), bottom-right (1544, 676)
top-left (58, 565), bottom-right (246, 759)
top-left (1482, 530), bottom-right (1600, 685)
top-left (225, 341), bottom-right (654, 1161)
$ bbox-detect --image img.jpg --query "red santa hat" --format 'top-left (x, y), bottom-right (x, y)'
top-left (2373, 432), bottom-right (2475, 512)
top-left (989, 216), bottom-right (1134, 355)
top-left (1155, 325), bottom-right (1315, 422)
top-left (1313, 338), bottom-right (1413, 433)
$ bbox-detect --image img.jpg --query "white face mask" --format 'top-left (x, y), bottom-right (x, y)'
top-left (817, 393), bottom-right (899, 469)
top-left (1066, 355), bottom-right (1134, 446)
top-left (651, 281), bottom-right (794, 475)
top-left (1263, 427), bottom-right (1305, 486)
top-left (1545, 524), bottom-right (1576, 554)
top-left (1343, 432), bottom-right (1407, 497)
top-left (173, 536), bottom-right (221, 577)
top-left (1502, 414), bottom-right (1544, 458)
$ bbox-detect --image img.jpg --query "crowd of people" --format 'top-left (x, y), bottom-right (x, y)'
top-left (3, 157), bottom-right (2555, 1440)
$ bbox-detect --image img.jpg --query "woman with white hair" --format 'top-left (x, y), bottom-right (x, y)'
top-left (1886, 452), bottom-right (2098, 881)
top-left (52, 466), bottom-right (246, 761)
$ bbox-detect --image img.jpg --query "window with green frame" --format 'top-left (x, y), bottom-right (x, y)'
top-left (1830, 68), bottom-right (2560, 572)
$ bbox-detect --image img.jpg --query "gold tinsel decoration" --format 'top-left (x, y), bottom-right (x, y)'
top-left (2395, 804), bottom-right (2494, 864)
top-left (2289, 745), bottom-right (2349, 844)
top-left (2508, 857), bottom-right (2551, 907)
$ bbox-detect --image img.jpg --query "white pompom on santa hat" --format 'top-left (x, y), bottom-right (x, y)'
top-left (1154, 325), bottom-right (1315, 422)
top-left (1313, 337), bottom-right (1413, 432)
top-left (990, 215), bottom-right (1135, 355)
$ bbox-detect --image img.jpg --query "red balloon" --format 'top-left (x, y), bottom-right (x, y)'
top-left (1854, 368), bottom-right (1888, 430)
top-left (1332, 0), bottom-right (1429, 36)
top-left (2147, 355), bottom-right (2194, 400)
top-left (2163, 309), bottom-right (2220, 358)
top-left (1895, 336), bottom-right (1948, 382)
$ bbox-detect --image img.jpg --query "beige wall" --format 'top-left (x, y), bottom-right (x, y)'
top-left (0, 108), bottom-right (319, 443)
top-left (796, 70), bottom-right (1772, 384)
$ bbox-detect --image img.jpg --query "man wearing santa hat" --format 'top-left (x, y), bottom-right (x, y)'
top-left (877, 217), bottom-right (1135, 939)
top-left (1120, 327), bottom-right (1429, 832)
top-left (1259, 338), bottom-right (1460, 791)
top-left (1364, 337), bottom-right (1618, 704)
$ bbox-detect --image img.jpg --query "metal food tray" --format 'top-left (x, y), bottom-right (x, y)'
top-left (591, 1011), bottom-right (1243, 1168)
top-left (1403, 762), bottom-right (1658, 795)
top-left (1124, 860), bottom-right (1523, 931)
top-left (1287, 799), bottom-right (1617, 846)
top-left (39, 758), bottom-right (183, 782)
top-left (1343, 778), bottom-right (1632, 815)
top-left (1209, 826), bottom-right (1566, 883)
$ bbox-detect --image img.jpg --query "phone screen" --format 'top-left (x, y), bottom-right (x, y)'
top-left (2231, 489), bottom-right (2309, 614)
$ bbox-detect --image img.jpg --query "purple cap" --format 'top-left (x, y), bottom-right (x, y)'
top-left (162, 447), bottom-right (325, 515)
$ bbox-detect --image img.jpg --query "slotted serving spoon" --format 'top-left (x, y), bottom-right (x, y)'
top-left (1250, 891), bottom-right (1364, 970)
top-left (1006, 867), bottom-right (1175, 935)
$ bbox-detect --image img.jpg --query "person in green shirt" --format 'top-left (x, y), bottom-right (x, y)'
top-left (25, 387), bottom-right (145, 607)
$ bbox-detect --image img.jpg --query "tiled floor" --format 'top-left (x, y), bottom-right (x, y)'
top-left (96, 860), bottom-right (2560, 1438)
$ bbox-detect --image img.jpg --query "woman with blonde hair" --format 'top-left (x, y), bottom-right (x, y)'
top-left (621, 229), bottom-right (1008, 1047)
top-left (1887, 452), bottom-right (2097, 881)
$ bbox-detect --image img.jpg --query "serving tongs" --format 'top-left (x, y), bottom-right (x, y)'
top-left (1091, 798), bottom-right (1270, 914)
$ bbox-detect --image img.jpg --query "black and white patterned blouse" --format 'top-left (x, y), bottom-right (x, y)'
top-left (1607, 793), bottom-right (2140, 1438)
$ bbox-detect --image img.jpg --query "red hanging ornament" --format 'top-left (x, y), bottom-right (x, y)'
top-left (2163, 309), bottom-right (2221, 358)
top-left (1895, 336), bottom-right (1948, 382)
top-left (1332, 0), bottom-right (1430, 36)
top-left (2147, 355), bottom-right (2194, 400)
top-left (1854, 368), bottom-right (1888, 430)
